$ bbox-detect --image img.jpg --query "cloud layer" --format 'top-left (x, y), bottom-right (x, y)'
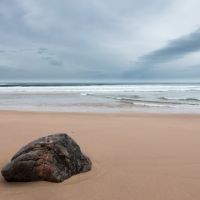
top-left (0, 0), bottom-right (200, 81)
top-left (125, 28), bottom-right (200, 79)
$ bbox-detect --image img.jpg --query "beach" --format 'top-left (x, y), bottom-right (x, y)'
top-left (1, 0), bottom-right (200, 198)
top-left (1, 111), bottom-right (200, 200)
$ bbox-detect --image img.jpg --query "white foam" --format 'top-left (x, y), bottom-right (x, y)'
top-left (0, 84), bottom-right (200, 94)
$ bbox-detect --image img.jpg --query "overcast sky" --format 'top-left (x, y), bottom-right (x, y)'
top-left (0, 0), bottom-right (200, 82)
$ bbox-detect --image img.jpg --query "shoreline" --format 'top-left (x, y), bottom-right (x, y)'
top-left (1, 109), bottom-right (200, 117)
top-left (1, 83), bottom-right (200, 114)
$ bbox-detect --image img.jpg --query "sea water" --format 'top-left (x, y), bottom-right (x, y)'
top-left (0, 83), bottom-right (200, 113)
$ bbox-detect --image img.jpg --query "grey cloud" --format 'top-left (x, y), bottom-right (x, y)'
top-left (48, 59), bottom-right (63, 67)
top-left (41, 54), bottom-right (63, 67)
top-left (125, 28), bottom-right (200, 79)
top-left (38, 48), bottom-right (48, 54)
top-left (141, 28), bottom-right (200, 64)
top-left (0, 0), bottom-right (200, 81)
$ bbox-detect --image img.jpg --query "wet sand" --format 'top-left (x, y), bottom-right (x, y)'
top-left (1, 111), bottom-right (200, 200)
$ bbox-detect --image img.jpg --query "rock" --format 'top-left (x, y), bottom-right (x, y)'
top-left (1, 133), bottom-right (92, 182)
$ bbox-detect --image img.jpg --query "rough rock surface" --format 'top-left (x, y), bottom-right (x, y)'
top-left (1, 133), bottom-right (92, 182)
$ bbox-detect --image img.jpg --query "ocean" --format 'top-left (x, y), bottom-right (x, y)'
top-left (0, 82), bottom-right (200, 113)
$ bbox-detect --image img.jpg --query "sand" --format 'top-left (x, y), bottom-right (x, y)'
top-left (1, 111), bottom-right (200, 200)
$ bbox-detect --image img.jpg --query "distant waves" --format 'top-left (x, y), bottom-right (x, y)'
top-left (0, 83), bottom-right (200, 113)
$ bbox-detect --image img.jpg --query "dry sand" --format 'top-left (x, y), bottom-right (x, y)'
top-left (1, 111), bottom-right (200, 200)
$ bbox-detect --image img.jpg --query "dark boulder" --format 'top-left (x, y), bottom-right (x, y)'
top-left (1, 133), bottom-right (92, 182)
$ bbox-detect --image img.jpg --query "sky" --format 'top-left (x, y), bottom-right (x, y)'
top-left (0, 0), bottom-right (200, 82)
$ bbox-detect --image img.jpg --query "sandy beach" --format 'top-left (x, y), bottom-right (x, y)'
top-left (1, 111), bottom-right (200, 200)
